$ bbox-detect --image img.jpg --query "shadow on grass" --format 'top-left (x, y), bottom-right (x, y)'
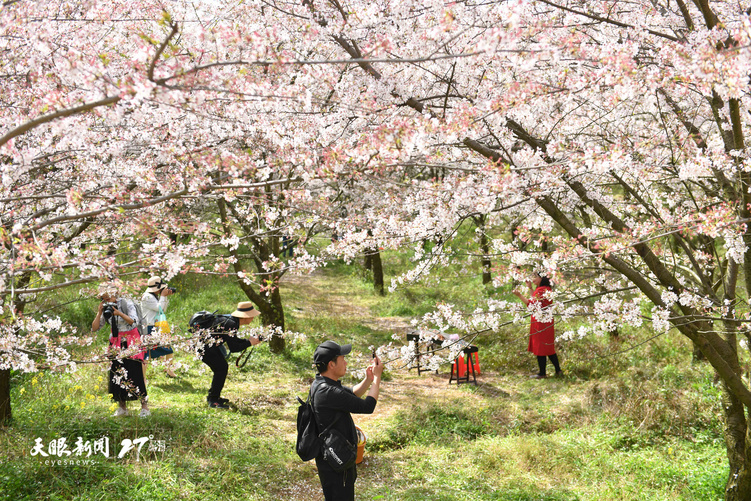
top-left (150, 379), bottom-right (200, 394)
top-left (474, 382), bottom-right (511, 398)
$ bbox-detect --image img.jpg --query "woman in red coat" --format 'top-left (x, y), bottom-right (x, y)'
top-left (514, 273), bottom-right (562, 378)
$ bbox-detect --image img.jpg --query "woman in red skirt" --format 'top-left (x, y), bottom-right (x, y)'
top-left (514, 273), bottom-right (562, 378)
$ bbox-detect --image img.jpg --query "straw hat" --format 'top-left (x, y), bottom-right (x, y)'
top-left (146, 276), bottom-right (166, 293)
top-left (231, 301), bottom-right (261, 319)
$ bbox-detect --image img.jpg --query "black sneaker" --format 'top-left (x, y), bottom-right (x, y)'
top-left (207, 396), bottom-right (230, 405)
top-left (208, 400), bottom-right (230, 409)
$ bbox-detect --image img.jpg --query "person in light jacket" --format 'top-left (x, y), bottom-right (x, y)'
top-left (141, 276), bottom-right (176, 378)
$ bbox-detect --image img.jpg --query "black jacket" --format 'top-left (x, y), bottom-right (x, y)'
top-left (203, 315), bottom-right (251, 354)
top-left (310, 375), bottom-right (377, 446)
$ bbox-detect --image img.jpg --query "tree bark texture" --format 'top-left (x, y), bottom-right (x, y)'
top-left (0, 369), bottom-right (10, 424)
top-left (264, 287), bottom-right (286, 354)
top-left (721, 383), bottom-right (751, 500)
top-left (371, 248), bottom-right (385, 296)
top-left (476, 215), bottom-right (492, 285)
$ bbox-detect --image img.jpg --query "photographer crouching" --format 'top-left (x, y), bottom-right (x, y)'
top-left (92, 282), bottom-right (149, 417)
top-left (191, 301), bottom-right (262, 409)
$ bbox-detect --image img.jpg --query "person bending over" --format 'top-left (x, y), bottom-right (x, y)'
top-left (197, 301), bottom-right (262, 408)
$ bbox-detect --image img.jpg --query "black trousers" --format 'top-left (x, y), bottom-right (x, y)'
top-left (109, 358), bottom-right (147, 402)
top-left (201, 346), bottom-right (228, 401)
top-left (537, 354), bottom-right (561, 376)
top-left (315, 457), bottom-right (356, 501)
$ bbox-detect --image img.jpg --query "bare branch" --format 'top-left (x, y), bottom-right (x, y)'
top-left (534, 0), bottom-right (680, 41)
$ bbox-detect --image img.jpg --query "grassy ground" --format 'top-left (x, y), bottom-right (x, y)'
top-left (0, 259), bottom-right (727, 500)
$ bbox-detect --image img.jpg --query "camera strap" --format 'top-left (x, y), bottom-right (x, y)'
top-left (234, 335), bottom-right (268, 368)
top-left (235, 347), bottom-right (253, 368)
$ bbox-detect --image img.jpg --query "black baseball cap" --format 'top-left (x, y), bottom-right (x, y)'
top-left (313, 341), bottom-right (352, 366)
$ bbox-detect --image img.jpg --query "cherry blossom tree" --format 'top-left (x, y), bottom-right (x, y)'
top-left (285, 1), bottom-right (751, 498)
top-left (3, 0), bottom-right (751, 498)
top-left (0, 0), bottom-right (464, 418)
top-left (0, 0), bottom-right (354, 417)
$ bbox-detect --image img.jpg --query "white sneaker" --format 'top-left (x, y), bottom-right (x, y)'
top-left (113, 408), bottom-right (128, 417)
top-left (139, 408), bottom-right (151, 418)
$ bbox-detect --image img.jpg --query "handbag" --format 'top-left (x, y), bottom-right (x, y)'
top-left (320, 426), bottom-right (357, 472)
top-left (154, 305), bottom-right (171, 334)
top-left (310, 384), bottom-right (357, 472)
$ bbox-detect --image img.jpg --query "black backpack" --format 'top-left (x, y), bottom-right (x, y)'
top-left (296, 387), bottom-right (355, 472)
top-left (188, 310), bottom-right (221, 332)
top-left (296, 393), bottom-right (320, 461)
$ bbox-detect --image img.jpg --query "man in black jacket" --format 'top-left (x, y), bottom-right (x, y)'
top-left (310, 340), bottom-right (384, 501)
top-left (198, 301), bottom-right (262, 408)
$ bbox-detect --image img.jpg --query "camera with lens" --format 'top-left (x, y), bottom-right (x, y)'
top-left (102, 302), bottom-right (118, 323)
top-left (166, 286), bottom-right (177, 293)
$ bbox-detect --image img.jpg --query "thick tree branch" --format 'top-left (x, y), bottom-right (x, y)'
top-left (657, 88), bottom-right (708, 150)
top-left (0, 96), bottom-right (120, 148)
top-left (674, 0), bottom-right (695, 31)
top-left (331, 35), bottom-right (382, 80)
top-left (565, 178), bottom-right (684, 292)
top-left (147, 19), bottom-right (180, 82)
top-left (462, 138), bottom-right (503, 163)
top-left (534, 0), bottom-right (680, 41)
top-left (692, 0), bottom-right (719, 29)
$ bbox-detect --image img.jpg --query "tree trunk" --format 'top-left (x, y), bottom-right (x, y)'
top-left (364, 252), bottom-right (372, 271)
top-left (0, 272), bottom-right (32, 424)
top-left (364, 229), bottom-right (384, 295)
top-left (217, 196), bottom-right (286, 353)
top-left (476, 216), bottom-right (492, 285)
top-left (0, 369), bottom-right (10, 424)
top-left (721, 383), bottom-right (751, 500)
top-left (692, 342), bottom-right (706, 362)
top-left (371, 248), bottom-right (385, 296)
top-left (262, 286), bottom-right (286, 354)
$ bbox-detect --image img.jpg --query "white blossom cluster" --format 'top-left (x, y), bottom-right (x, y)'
top-left (0, 0), bottom-right (749, 380)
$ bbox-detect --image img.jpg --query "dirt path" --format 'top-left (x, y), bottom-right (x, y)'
top-left (279, 270), bottom-right (511, 423)
top-left (281, 270), bottom-right (413, 334)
